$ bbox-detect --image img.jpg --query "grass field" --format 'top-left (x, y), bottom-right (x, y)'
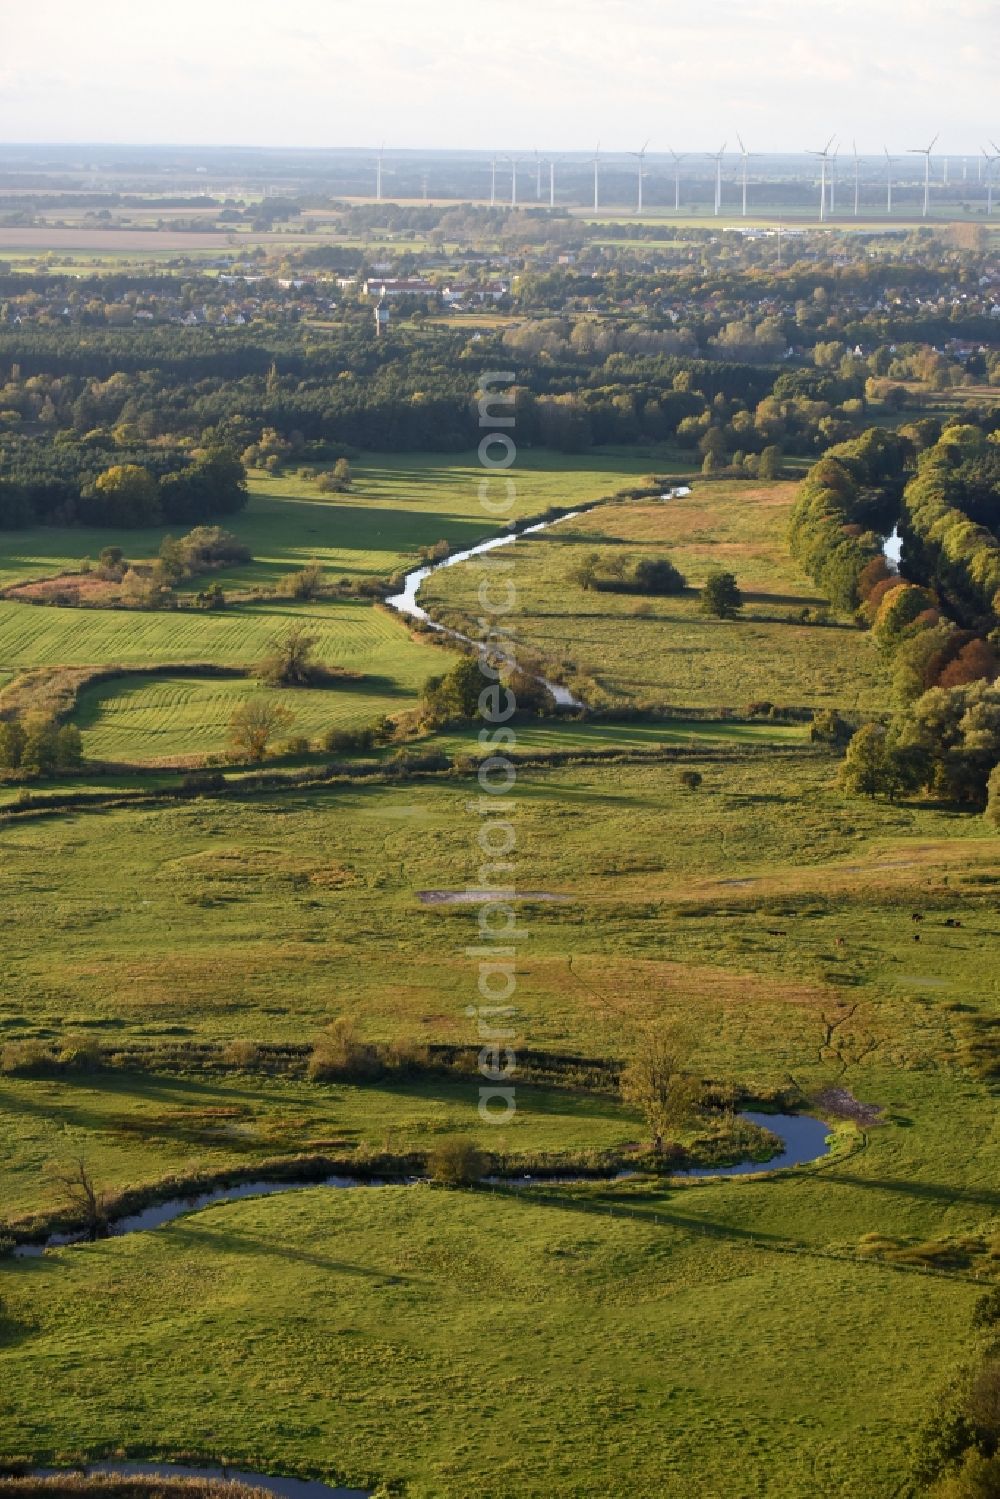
top-left (1, 752), bottom-right (995, 1054)
top-left (0, 450), bottom-right (676, 593)
top-left (0, 1145), bottom-right (988, 1498)
top-left (0, 451), bottom-right (680, 759)
top-left (72, 669), bottom-right (408, 761)
top-left (422, 478), bottom-right (891, 711)
top-left (2, 449), bottom-right (998, 1498)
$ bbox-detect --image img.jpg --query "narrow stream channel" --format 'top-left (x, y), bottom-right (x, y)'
top-left (883, 525), bottom-right (903, 572)
top-left (12, 1115), bottom-right (832, 1259)
top-left (384, 511), bottom-right (583, 706)
top-left (31, 1464), bottom-right (369, 1499)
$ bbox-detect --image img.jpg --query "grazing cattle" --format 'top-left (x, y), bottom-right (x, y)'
top-left (913, 933), bottom-right (921, 943)
top-left (835, 937), bottom-right (846, 947)
top-left (766, 929), bottom-right (788, 938)
top-left (911, 913), bottom-right (924, 923)
top-left (944, 918), bottom-right (963, 929)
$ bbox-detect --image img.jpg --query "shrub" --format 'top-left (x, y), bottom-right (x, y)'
top-left (810, 708), bottom-right (852, 745)
top-left (278, 561), bottom-right (324, 600)
top-left (0, 1040), bottom-right (53, 1075)
top-left (677, 770), bottom-right (703, 791)
top-left (56, 1033), bottom-right (101, 1069)
top-left (632, 557), bottom-right (686, 595)
top-left (227, 698), bottom-right (295, 763)
top-left (222, 1039), bottom-right (261, 1068)
top-left (322, 725), bottom-right (376, 755)
top-left (428, 1137), bottom-right (487, 1186)
top-left (307, 1018), bottom-right (380, 1081)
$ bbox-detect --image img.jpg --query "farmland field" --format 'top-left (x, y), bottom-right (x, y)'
top-left (0, 451), bottom-right (677, 759)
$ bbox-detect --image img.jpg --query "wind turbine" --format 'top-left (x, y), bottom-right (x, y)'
top-left (828, 143), bottom-right (840, 215)
top-left (852, 140), bottom-right (861, 217)
top-left (709, 141), bottom-right (727, 216)
top-left (884, 146), bottom-right (896, 214)
top-left (736, 133), bottom-right (754, 218)
top-left (591, 142), bottom-right (601, 212)
top-left (534, 148), bottom-right (543, 200)
top-left (505, 155), bottom-right (525, 208)
top-left (375, 141), bottom-right (385, 202)
top-left (984, 144), bottom-right (1000, 216)
top-left (547, 154), bottom-right (563, 209)
top-left (489, 153), bottom-right (498, 208)
top-left (666, 145), bottom-right (687, 212)
top-left (629, 139), bottom-right (650, 214)
top-left (808, 136), bottom-right (836, 222)
top-left (908, 133), bottom-right (939, 218)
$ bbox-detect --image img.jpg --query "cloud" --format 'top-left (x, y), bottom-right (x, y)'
top-left (0, 0), bottom-right (993, 151)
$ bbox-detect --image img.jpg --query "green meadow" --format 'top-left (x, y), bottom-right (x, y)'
top-left (0, 1104), bottom-right (993, 1498)
top-left (0, 450), bottom-right (677, 761)
top-left (1, 453), bottom-right (998, 1499)
top-left (0, 450), bottom-right (674, 592)
top-left (422, 478), bottom-right (892, 711)
top-left (0, 753), bottom-right (995, 1056)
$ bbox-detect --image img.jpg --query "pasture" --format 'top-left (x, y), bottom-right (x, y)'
top-left (0, 450), bottom-right (673, 759)
top-left (0, 1158), bottom-right (987, 1498)
top-left (0, 752), bottom-right (995, 1057)
top-left (0, 452), bottom-right (997, 1499)
top-left (421, 479), bottom-right (892, 711)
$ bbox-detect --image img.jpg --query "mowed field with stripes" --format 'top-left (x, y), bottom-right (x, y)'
top-left (0, 597), bottom-right (454, 759)
top-left (0, 451), bottom-right (666, 761)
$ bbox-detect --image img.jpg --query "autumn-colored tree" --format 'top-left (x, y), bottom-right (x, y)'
top-left (227, 698), bottom-right (295, 762)
top-left (620, 1024), bottom-right (703, 1152)
top-left (91, 464), bottom-right (161, 527)
top-left (936, 637), bottom-right (999, 690)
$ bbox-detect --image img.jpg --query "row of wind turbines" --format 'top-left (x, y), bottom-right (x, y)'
top-left (369, 138), bottom-right (1000, 219)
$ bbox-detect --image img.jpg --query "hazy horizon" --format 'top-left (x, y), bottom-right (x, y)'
top-left (2, 0), bottom-right (996, 157)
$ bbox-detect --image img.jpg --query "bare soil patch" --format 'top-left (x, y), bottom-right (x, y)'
top-left (812, 1086), bottom-right (884, 1125)
top-left (417, 889), bottom-right (570, 905)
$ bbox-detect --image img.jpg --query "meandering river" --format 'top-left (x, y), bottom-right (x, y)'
top-left (384, 511), bottom-right (583, 706)
top-left (13, 1113), bottom-right (832, 1259)
top-left (32, 1465), bottom-right (369, 1499)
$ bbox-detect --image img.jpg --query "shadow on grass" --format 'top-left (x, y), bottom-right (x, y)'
top-left (818, 1173), bottom-right (1000, 1212)
top-left (165, 1219), bottom-right (410, 1277)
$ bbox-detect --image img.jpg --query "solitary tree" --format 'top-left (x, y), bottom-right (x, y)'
top-left (45, 1155), bottom-right (110, 1239)
top-left (620, 1024), bottom-right (703, 1152)
top-left (227, 698), bottom-right (295, 762)
top-left (700, 570), bottom-right (743, 619)
top-left (259, 623), bottom-right (322, 686)
top-left (569, 552), bottom-right (603, 591)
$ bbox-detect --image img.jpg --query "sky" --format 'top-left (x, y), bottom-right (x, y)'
top-left (1, 0), bottom-right (996, 156)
